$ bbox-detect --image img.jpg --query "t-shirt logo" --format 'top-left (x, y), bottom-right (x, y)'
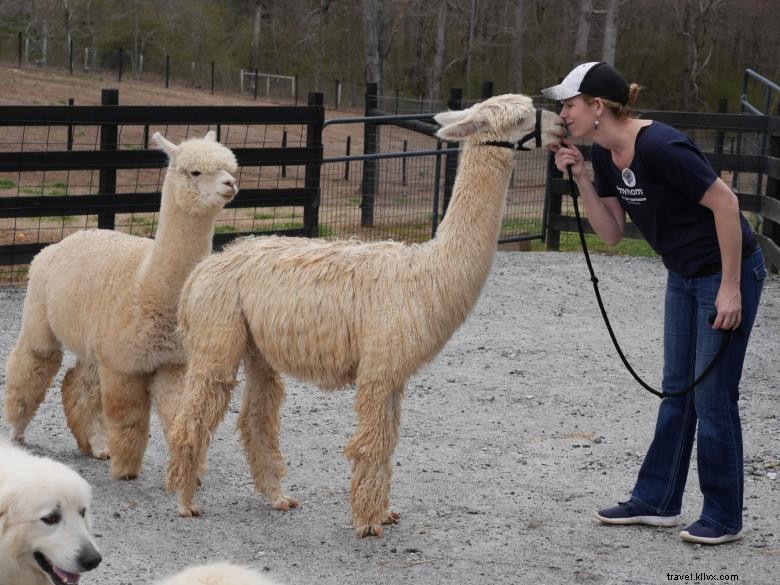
top-left (622, 168), bottom-right (636, 187)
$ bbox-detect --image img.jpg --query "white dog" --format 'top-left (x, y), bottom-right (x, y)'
top-left (157, 562), bottom-right (284, 585)
top-left (0, 442), bottom-right (102, 585)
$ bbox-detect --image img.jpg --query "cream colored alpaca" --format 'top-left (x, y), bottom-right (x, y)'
top-left (156, 563), bottom-right (284, 585)
top-left (4, 131), bottom-right (238, 480)
top-left (163, 94), bottom-right (563, 536)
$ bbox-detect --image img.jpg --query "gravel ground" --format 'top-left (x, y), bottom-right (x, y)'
top-left (1, 251), bottom-right (778, 585)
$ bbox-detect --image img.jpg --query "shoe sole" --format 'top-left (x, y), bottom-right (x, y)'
top-left (679, 529), bottom-right (743, 545)
top-left (594, 511), bottom-right (681, 527)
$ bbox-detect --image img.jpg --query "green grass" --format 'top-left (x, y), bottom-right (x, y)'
top-left (530, 233), bottom-right (657, 257)
top-left (214, 224), bottom-right (237, 234)
top-left (253, 212), bottom-right (275, 220)
top-left (317, 224), bottom-right (334, 238)
top-left (20, 182), bottom-right (68, 196)
top-left (0, 179), bottom-right (16, 189)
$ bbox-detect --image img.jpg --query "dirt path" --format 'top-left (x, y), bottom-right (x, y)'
top-left (1, 251), bottom-right (778, 585)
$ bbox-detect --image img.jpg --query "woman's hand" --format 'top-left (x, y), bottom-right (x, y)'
top-left (713, 283), bottom-right (742, 330)
top-left (553, 139), bottom-right (587, 180)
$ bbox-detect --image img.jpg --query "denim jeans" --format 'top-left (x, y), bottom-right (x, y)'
top-left (630, 248), bottom-right (767, 534)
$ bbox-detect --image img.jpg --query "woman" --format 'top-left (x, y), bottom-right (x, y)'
top-left (543, 62), bottom-right (766, 545)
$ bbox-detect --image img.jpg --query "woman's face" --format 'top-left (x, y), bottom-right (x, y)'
top-left (560, 95), bottom-right (596, 139)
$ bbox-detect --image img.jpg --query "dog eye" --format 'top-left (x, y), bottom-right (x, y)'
top-left (79, 508), bottom-right (86, 518)
top-left (190, 170), bottom-right (201, 177)
top-left (41, 512), bottom-right (61, 525)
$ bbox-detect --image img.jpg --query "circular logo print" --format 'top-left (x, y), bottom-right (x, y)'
top-left (621, 168), bottom-right (636, 187)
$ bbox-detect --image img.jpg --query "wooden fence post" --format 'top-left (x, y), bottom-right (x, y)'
top-left (98, 88), bottom-right (119, 230)
top-left (304, 92), bottom-right (324, 237)
top-left (361, 81), bottom-right (379, 227)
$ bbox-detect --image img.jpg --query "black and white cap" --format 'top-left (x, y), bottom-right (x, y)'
top-left (541, 61), bottom-right (629, 105)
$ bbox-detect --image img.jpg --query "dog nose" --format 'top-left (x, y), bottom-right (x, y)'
top-left (79, 546), bottom-right (102, 571)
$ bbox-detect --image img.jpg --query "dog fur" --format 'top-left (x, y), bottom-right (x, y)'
top-left (156, 562), bottom-right (283, 585)
top-left (0, 441), bottom-right (101, 585)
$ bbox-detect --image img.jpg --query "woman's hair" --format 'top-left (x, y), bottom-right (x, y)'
top-left (584, 83), bottom-right (641, 119)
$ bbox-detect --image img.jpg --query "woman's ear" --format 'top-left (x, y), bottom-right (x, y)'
top-left (593, 97), bottom-right (605, 115)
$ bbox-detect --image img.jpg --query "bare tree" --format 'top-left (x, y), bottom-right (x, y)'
top-left (573, 0), bottom-right (592, 62)
top-left (250, 0), bottom-right (262, 69)
top-left (427, 0), bottom-right (448, 101)
top-left (674, 0), bottom-right (725, 109)
top-left (510, 0), bottom-right (525, 92)
top-left (601, 0), bottom-right (618, 65)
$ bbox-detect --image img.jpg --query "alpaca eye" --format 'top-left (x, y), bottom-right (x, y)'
top-left (79, 508), bottom-right (86, 518)
top-left (190, 170), bottom-right (201, 177)
top-left (41, 512), bottom-right (61, 525)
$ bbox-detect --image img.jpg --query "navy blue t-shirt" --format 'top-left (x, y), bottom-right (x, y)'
top-left (591, 121), bottom-right (756, 277)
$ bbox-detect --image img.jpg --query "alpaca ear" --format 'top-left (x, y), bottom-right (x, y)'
top-left (433, 110), bottom-right (467, 127)
top-left (153, 132), bottom-right (178, 158)
top-left (203, 130), bottom-right (217, 142)
top-left (435, 117), bottom-right (483, 141)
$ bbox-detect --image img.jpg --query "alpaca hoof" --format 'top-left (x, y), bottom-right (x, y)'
top-left (10, 432), bottom-right (26, 445)
top-left (355, 523), bottom-right (384, 538)
top-left (93, 449), bottom-right (111, 461)
top-left (178, 503), bottom-right (201, 517)
top-left (382, 510), bottom-right (400, 525)
top-left (110, 463), bottom-right (140, 481)
top-left (270, 495), bottom-right (299, 511)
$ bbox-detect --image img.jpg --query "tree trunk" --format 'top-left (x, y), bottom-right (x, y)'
top-left (250, 0), bottom-right (262, 70)
top-left (428, 0), bottom-right (448, 102)
top-left (573, 0), bottom-right (592, 63)
top-left (464, 0), bottom-right (478, 96)
top-left (510, 0), bottom-right (525, 92)
top-left (601, 0), bottom-right (618, 65)
top-left (363, 0), bottom-right (383, 90)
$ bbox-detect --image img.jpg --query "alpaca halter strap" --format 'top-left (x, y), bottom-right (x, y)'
top-left (483, 108), bottom-right (543, 151)
top-left (565, 165), bottom-right (734, 399)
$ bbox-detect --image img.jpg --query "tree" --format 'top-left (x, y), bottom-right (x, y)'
top-left (573, 0), bottom-right (592, 63)
top-left (601, 0), bottom-right (618, 65)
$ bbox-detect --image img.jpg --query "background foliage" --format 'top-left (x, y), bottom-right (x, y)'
top-left (0, 0), bottom-right (778, 111)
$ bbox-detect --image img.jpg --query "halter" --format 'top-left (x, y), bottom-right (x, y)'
top-left (483, 108), bottom-right (543, 151)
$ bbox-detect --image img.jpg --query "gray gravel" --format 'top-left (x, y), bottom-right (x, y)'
top-left (1, 251), bottom-right (778, 585)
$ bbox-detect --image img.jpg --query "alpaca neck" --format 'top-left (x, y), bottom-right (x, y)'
top-left (136, 186), bottom-right (215, 306)
top-left (429, 143), bottom-right (514, 288)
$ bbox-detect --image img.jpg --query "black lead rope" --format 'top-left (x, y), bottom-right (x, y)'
top-left (566, 166), bottom-right (733, 399)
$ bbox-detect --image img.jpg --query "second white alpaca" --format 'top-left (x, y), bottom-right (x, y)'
top-left (163, 94), bottom-right (563, 537)
top-left (4, 131), bottom-right (238, 481)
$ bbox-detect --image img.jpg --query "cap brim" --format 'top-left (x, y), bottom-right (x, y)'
top-left (541, 84), bottom-right (581, 101)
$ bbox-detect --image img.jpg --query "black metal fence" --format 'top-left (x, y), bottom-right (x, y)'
top-left (0, 90), bottom-right (324, 282)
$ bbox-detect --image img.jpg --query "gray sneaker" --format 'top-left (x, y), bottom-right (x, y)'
top-left (595, 501), bottom-right (681, 527)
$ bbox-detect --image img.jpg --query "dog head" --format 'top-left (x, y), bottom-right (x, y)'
top-left (0, 446), bottom-right (101, 585)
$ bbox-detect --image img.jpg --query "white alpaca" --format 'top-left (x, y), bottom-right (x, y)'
top-left (163, 94), bottom-right (563, 536)
top-left (156, 563), bottom-right (284, 585)
top-left (4, 131), bottom-right (238, 481)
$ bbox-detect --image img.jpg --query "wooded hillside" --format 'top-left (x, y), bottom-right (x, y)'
top-left (0, 0), bottom-right (777, 111)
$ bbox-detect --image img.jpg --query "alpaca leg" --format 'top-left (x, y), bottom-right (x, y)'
top-left (237, 351), bottom-right (297, 511)
top-left (344, 379), bottom-right (405, 538)
top-left (99, 367), bottom-right (151, 480)
top-left (150, 363), bottom-right (208, 478)
top-left (4, 303), bottom-right (63, 444)
top-left (61, 361), bottom-right (109, 459)
top-left (165, 362), bottom-right (240, 517)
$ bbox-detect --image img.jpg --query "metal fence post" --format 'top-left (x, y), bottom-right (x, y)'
top-left (68, 38), bottom-right (74, 75)
top-left (304, 92), bottom-right (324, 237)
top-left (67, 98), bottom-right (74, 151)
top-left (17, 32), bottom-right (22, 68)
top-left (165, 55), bottom-right (170, 88)
top-left (361, 81), bottom-right (379, 226)
top-left (442, 87), bottom-right (463, 216)
top-left (763, 103), bottom-right (780, 273)
top-left (117, 48), bottom-right (123, 82)
top-left (713, 97), bottom-right (728, 175)
top-left (210, 61), bottom-right (215, 94)
top-left (98, 88), bottom-right (119, 230)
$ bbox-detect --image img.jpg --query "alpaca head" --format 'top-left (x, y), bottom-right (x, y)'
top-left (153, 131), bottom-right (239, 216)
top-left (434, 94), bottom-right (564, 150)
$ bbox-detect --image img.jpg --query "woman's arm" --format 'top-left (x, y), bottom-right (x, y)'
top-left (699, 177), bottom-right (743, 329)
top-left (554, 140), bottom-right (625, 244)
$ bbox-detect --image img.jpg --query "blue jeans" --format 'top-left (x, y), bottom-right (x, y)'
top-left (630, 249), bottom-right (767, 533)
